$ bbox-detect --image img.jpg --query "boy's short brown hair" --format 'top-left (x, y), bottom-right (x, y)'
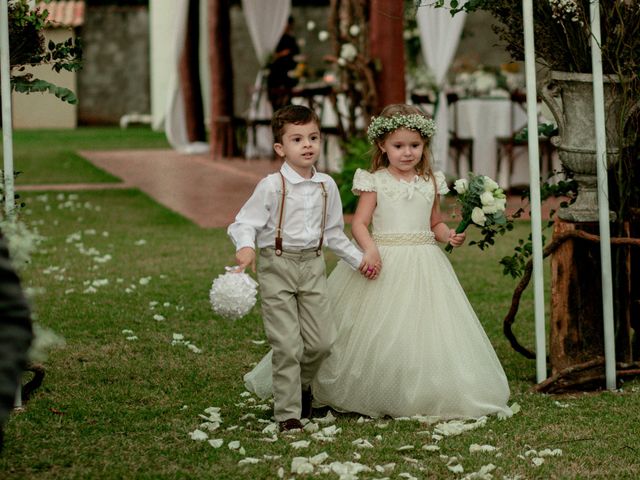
top-left (271, 105), bottom-right (321, 144)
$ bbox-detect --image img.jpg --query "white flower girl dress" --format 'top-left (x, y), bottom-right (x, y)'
top-left (244, 169), bottom-right (510, 419)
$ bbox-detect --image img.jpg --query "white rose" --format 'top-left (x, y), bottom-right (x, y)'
top-left (349, 24), bottom-right (360, 36)
top-left (318, 30), bottom-right (329, 42)
top-left (453, 178), bottom-right (468, 194)
top-left (483, 176), bottom-right (499, 192)
top-left (495, 197), bottom-right (507, 211)
top-left (306, 21), bottom-right (316, 31)
top-left (471, 207), bottom-right (487, 226)
top-left (482, 203), bottom-right (499, 214)
top-left (480, 191), bottom-right (495, 206)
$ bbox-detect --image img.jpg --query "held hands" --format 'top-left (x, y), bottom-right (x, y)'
top-left (359, 248), bottom-right (382, 280)
top-left (447, 229), bottom-right (466, 248)
top-left (235, 247), bottom-right (256, 273)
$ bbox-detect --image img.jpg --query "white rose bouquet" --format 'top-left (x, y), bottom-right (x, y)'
top-left (445, 173), bottom-right (509, 253)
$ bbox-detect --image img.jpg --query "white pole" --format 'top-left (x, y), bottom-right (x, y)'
top-left (589, 0), bottom-right (616, 390)
top-left (1, 0), bottom-right (15, 218)
top-left (522, 0), bottom-right (547, 383)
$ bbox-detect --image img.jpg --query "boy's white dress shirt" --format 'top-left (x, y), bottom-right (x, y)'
top-left (228, 162), bottom-right (363, 269)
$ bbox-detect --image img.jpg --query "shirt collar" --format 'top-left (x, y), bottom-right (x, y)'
top-left (281, 162), bottom-right (323, 184)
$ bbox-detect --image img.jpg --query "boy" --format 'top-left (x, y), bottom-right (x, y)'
top-left (228, 105), bottom-right (366, 431)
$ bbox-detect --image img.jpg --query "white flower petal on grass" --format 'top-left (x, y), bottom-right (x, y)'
top-left (376, 422), bottom-right (389, 429)
top-left (328, 461), bottom-right (371, 477)
top-left (524, 449), bottom-right (537, 457)
top-left (228, 440), bottom-right (240, 450)
top-left (263, 454), bottom-right (281, 461)
top-left (251, 339), bottom-right (266, 345)
top-left (399, 473), bottom-right (418, 480)
top-left (531, 457), bottom-right (545, 467)
top-left (291, 457), bottom-right (315, 474)
top-left (422, 444), bottom-right (440, 452)
top-left (554, 400), bottom-right (570, 408)
top-left (208, 438), bottom-right (224, 448)
top-left (434, 416), bottom-right (487, 437)
top-left (84, 286), bottom-right (97, 294)
top-left (447, 463), bottom-right (464, 473)
top-left (172, 333), bottom-right (184, 340)
top-left (352, 438), bottom-right (374, 448)
top-left (187, 344), bottom-right (202, 354)
top-left (65, 288), bottom-right (75, 294)
top-left (134, 239), bottom-right (147, 246)
top-left (238, 457), bottom-right (260, 465)
top-left (240, 391), bottom-right (251, 398)
top-left (122, 329), bottom-right (134, 334)
top-left (303, 422), bottom-right (319, 433)
top-left (469, 444), bottom-right (497, 454)
top-left (199, 421), bottom-right (220, 432)
top-left (226, 425), bottom-right (239, 431)
top-left (538, 448), bottom-right (562, 457)
top-left (375, 463), bottom-right (396, 473)
top-left (261, 423), bottom-right (278, 435)
top-left (314, 410), bottom-right (336, 424)
top-left (397, 445), bottom-right (414, 451)
top-left (126, 336), bottom-right (138, 341)
top-left (153, 314), bottom-right (165, 321)
top-left (139, 277), bottom-right (151, 285)
top-left (261, 434), bottom-right (278, 443)
top-left (462, 463), bottom-right (496, 480)
top-left (290, 440), bottom-right (310, 449)
top-left (188, 429), bottom-right (209, 441)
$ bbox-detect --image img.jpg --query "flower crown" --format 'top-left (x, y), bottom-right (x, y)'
top-left (366, 114), bottom-right (437, 144)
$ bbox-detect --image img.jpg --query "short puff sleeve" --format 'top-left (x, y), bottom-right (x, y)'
top-left (351, 168), bottom-right (376, 196)
top-left (434, 171), bottom-right (450, 195)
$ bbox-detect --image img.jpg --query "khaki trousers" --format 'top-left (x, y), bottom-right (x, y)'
top-left (258, 248), bottom-right (333, 421)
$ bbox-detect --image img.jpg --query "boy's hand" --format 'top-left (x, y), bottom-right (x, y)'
top-left (235, 247), bottom-right (256, 272)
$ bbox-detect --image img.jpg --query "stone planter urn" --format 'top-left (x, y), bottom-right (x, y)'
top-left (539, 71), bottom-right (625, 222)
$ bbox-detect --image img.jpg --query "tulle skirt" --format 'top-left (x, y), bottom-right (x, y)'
top-left (244, 242), bottom-right (510, 419)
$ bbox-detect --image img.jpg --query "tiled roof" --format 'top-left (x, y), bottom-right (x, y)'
top-left (37, 1), bottom-right (85, 28)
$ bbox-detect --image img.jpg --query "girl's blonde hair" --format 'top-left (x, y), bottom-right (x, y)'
top-left (369, 104), bottom-right (434, 179)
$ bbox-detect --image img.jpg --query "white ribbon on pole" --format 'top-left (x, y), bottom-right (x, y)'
top-left (1, 0), bottom-right (15, 218)
top-left (521, 0), bottom-right (547, 383)
top-left (589, 0), bottom-right (616, 390)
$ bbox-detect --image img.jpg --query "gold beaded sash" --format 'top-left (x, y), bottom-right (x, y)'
top-left (372, 231), bottom-right (437, 246)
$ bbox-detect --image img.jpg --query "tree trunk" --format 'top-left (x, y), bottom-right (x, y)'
top-left (369, 0), bottom-right (405, 112)
top-left (550, 220), bottom-right (605, 374)
top-left (208, 0), bottom-right (236, 159)
top-left (180, 0), bottom-right (206, 143)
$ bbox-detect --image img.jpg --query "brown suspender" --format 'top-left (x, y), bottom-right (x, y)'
top-left (274, 172), bottom-right (328, 256)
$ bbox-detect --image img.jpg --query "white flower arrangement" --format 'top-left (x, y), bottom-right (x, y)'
top-left (446, 173), bottom-right (510, 253)
top-left (367, 114), bottom-right (436, 144)
top-left (209, 268), bottom-right (258, 320)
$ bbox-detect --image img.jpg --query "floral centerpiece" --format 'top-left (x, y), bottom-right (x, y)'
top-left (445, 173), bottom-right (510, 253)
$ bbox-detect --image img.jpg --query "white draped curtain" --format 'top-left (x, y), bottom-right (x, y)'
top-left (242, 0), bottom-right (291, 158)
top-left (163, 0), bottom-right (209, 154)
top-left (416, 3), bottom-right (466, 174)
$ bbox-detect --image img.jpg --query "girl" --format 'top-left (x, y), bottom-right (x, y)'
top-left (246, 104), bottom-right (511, 419)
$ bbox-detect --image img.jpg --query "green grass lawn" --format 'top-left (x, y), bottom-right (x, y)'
top-left (1, 128), bottom-right (638, 479)
top-left (7, 127), bottom-right (169, 185)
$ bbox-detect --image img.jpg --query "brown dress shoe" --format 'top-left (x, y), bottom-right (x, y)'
top-left (279, 418), bottom-right (303, 432)
top-left (301, 388), bottom-right (313, 419)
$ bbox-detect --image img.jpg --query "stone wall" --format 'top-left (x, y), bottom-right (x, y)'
top-left (77, 5), bottom-right (150, 125)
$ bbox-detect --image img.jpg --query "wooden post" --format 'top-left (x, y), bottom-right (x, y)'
top-left (369, 0), bottom-right (405, 111)
top-left (179, 0), bottom-right (206, 143)
top-left (208, 0), bottom-right (236, 159)
top-left (550, 220), bottom-right (605, 374)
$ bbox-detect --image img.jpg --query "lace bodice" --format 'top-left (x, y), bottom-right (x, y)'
top-left (352, 169), bottom-right (449, 234)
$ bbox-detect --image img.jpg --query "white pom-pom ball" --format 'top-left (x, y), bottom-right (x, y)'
top-left (209, 268), bottom-right (258, 320)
